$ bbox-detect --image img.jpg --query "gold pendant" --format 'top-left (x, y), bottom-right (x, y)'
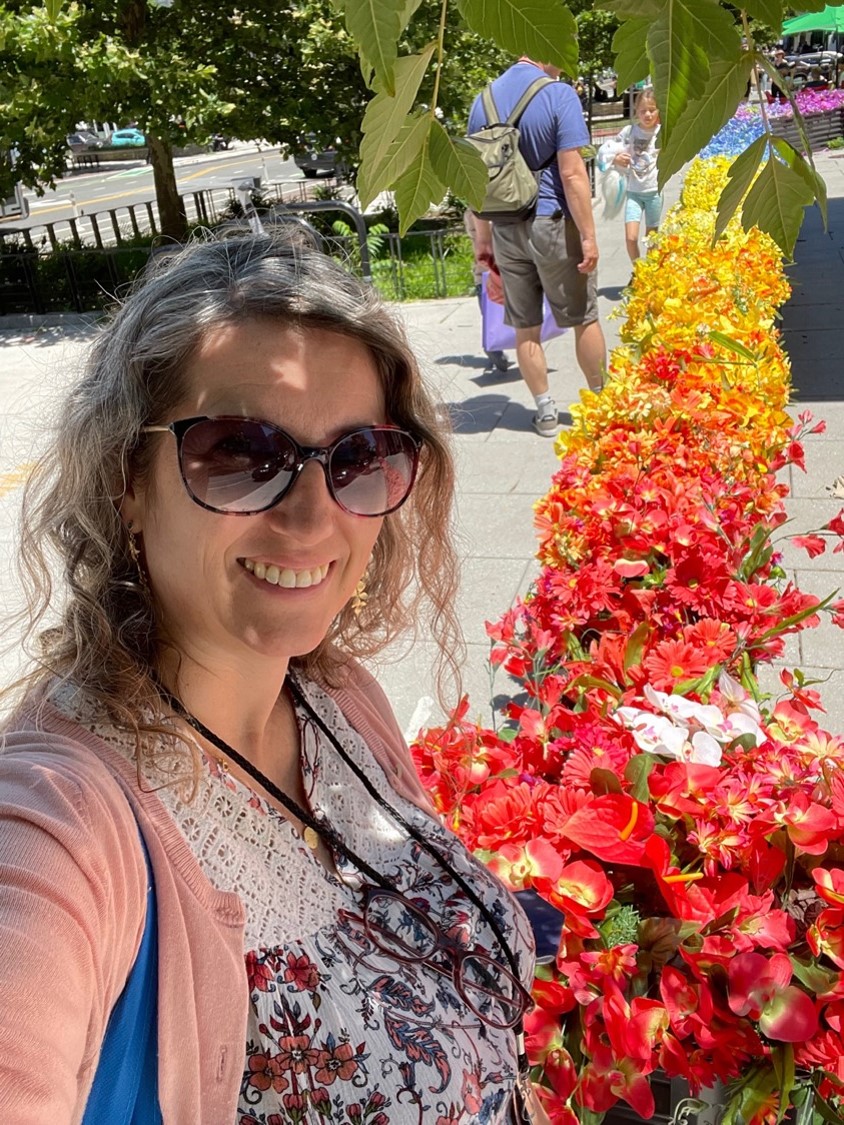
top-left (303, 826), bottom-right (320, 851)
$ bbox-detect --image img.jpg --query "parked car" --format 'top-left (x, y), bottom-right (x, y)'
top-left (66, 131), bottom-right (103, 154)
top-left (109, 128), bottom-right (146, 148)
top-left (293, 136), bottom-right (349, 179)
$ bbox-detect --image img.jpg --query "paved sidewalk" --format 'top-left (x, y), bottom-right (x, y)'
top-left (0, 156), bottom-right (841, 740)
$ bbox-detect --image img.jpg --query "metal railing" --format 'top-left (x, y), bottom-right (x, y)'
top-left (0, 194), bottom-right (476, 315)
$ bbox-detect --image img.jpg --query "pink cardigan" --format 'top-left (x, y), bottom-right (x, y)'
top-left (0, 664), bottom-right (433, 1124)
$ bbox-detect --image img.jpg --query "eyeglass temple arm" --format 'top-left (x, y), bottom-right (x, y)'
top-left (140, 425), bottom-right (171, 434)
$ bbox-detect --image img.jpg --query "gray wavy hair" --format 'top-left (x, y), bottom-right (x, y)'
top-left (8, 230), bottom-right (461, 761)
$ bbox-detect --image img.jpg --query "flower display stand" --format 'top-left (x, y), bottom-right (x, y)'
top-left (769, 106), bottom-right (844, 148)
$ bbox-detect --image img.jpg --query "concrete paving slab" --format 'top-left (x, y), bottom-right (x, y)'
top-left (454, 492), bottom-right (541, 560)
top-left (788, 437), bottom-right (844, 497)
top-left (454, 556), bottom-right (534, 647)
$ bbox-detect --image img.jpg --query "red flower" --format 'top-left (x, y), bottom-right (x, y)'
top-left (727, 952), bottom-right (818, 1041)
top-left (283, 952), bottom-right (320, 992)
top-left (313, 1040), bottom-right (359, 1085)
top-left (246, 1051), bottom-right (288, 1094)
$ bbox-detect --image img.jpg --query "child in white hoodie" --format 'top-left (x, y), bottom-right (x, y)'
top-left (610, 88), bottom-right (662, 263)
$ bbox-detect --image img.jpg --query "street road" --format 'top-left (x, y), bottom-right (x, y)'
top-left (5, 145), bottom-right (308, 231)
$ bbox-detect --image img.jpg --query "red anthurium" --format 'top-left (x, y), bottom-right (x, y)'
top-left (536, 859), bottom-right (614, 932)
top-left (559, 794), bottom-right (655, 865)
top-left (727, 952), bottom-right (818, 1041)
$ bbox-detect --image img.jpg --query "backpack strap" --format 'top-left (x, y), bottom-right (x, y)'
top-left (505, 75), bottom-right (554, 126)
top-left (82, 826), bottom-right (162, 1125)
top-left (480, 74), bottom-right (553, 127)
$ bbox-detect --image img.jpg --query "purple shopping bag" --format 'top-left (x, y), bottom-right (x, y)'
top-left (480, 272), bottom-right (566, 354)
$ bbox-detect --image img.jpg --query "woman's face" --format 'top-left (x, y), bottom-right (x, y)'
top-left (123, 318), bottom-right (388, 673)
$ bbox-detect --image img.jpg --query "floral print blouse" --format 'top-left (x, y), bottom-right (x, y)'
top-left (63, 678), bottom-right (534, 1125)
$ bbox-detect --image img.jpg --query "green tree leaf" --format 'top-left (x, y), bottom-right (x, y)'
top-left (428, 119), bottom-right (487, 210)
top-left (360, 45), bottom-right (435, 173)
top-left (612, 16), bottom-right (650, 92)
top-left (741, 0), bottom-right (783, 26)
top-left (45, 0), bottom-right (64, 21)
top-left (345, 0), bottom-right (406, 93)
top-left (770, 136), bottom-right (828, 228)
top-left (599, 0), bottom-right (662, 18)
top-left (658, 53), bottom-right (755, 188)
top-left (647, 5), bottom-right (708, 142)
top-left (741, 145), bottom-right (817, 259)
top-left (714, 133), bottom-right (766, 242)
top-left (357, 109), bottom-right (430, 208)
top-left (648, 0), bottom-right (741, 142)
top-left (394, 124), bottom-right (446, 233)
top-left (455, 0), bottom-right (578, 77)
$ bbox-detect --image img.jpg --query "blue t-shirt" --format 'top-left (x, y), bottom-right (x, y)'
top-left (468, 62), bottom-right (589, 217)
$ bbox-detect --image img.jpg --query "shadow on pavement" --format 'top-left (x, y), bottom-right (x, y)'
top-left (0, 323), bottom-right (100, 348)
top-left (434, 354), bottom-right (490, 368)
top-left (781, 195), bottom-right (844, 402)
top-left (598, 284), bottom-right (627, 302)
top-left (444, 394), bottom-right (573, 435)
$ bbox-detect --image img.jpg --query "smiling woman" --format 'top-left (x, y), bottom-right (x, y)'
top-left (0, 232), bottom-right (542, 1125)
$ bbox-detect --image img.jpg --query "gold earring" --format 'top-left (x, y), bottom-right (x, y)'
top-left (351, 575), bottom-right (368, 616)
top-left (126, 520), bottom-right (150, 594)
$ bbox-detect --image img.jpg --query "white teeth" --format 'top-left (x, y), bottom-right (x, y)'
top-left (244, 560), bottom-right (329, 589)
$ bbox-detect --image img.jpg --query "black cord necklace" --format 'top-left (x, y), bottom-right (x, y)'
top-left (158, 675), bottom-right (530, 1086)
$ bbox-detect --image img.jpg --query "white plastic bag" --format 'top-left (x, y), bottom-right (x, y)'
top-left (597, 138), bottom-right (627, 220)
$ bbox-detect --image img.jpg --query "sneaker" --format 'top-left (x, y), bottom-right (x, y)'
top-left (489, 351), bottom-right (510, 372)
top-left (533, 401), bottom-right (560, 438)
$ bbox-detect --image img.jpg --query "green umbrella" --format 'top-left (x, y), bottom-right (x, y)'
top-left (782, 5), bottom-right (844, 35)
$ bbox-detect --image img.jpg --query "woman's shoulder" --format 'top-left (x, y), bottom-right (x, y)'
top-left (0, 698), bottom-right (141, 850)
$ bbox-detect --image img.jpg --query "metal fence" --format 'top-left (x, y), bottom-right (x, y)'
top-left (0, 194), bottom-right (476, 315)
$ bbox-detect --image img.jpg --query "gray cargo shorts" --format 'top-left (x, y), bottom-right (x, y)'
top-left (492, 213), bottom-right (599, 330)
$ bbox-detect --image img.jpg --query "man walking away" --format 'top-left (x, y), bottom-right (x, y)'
top-left (468, 57), bottom-right (607, 437)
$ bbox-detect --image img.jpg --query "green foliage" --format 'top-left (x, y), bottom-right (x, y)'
top-left (576, 9), bottom-right (619, 78)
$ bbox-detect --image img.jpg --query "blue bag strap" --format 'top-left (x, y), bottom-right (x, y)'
top-left (82, 826), bottom-right (162, 1125)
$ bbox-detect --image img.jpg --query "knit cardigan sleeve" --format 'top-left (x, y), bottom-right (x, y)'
top-left (0, 731), bottom-right (147, 1124)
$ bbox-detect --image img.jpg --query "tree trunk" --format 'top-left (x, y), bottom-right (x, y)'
top-left (147, 135), bottom-right (187, 241)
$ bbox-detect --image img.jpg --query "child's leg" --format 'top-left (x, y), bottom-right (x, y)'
top-left (643, 192), bottom-right (663, 243)
top-left (624, 193), bottom-right (645, 262)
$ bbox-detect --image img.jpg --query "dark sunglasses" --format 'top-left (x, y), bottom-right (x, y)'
top-left (141, 415), bottom-right (422, 518)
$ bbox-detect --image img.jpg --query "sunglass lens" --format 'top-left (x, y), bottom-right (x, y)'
top-left (180, 419), bottom-right (296, 513)
top-left (329, 429), bottom-right (418, 516)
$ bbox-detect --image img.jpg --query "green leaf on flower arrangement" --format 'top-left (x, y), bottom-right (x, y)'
top-left (771, 1045), bottom-right (796, 1124)
top-left (345, 0), bottom-right (407, 93)
top-left (714, 133), bottom-right (767, 243)
top-left (741, 0), bottom-right (783, 26)
top-left (810, 1084), bottom-right (844, 1125)
top-left (623, 620), bottom-right (650, 673)
top-left (624, 754), bottom-right (655, 803)
top-left (590, 767), bottom-right (624, 795)
top-left (357, 111), bottom-right (430, 210)
top-left (498, 726), bottom-right (519, 743)
top-left (708, 328), bottom-right (759, 362)
top-left (455, 0), bottom-right (578, 78)
top-left (757, 590), bottom-right (838, 644)
top-left (674, 664), bottom-right (720, 696)
top-left (428, 121), bottom-right (487, 212)
top-left (740, 522), bottom-right (774, 581)
top-left (770, 136), bottom-right (829, 229)
top-left (612, 18), bottom-right (650, 93)
top-left (360, 45), bottom-right (436, 175)
top-left (567, 673), bottom-right (624, 698)
top-left (658, 54), bottom-right (756, 188)
top-left (473, 847), bottom-right (497, 864)
top-left (789, 957), bottom-right (839, 995)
